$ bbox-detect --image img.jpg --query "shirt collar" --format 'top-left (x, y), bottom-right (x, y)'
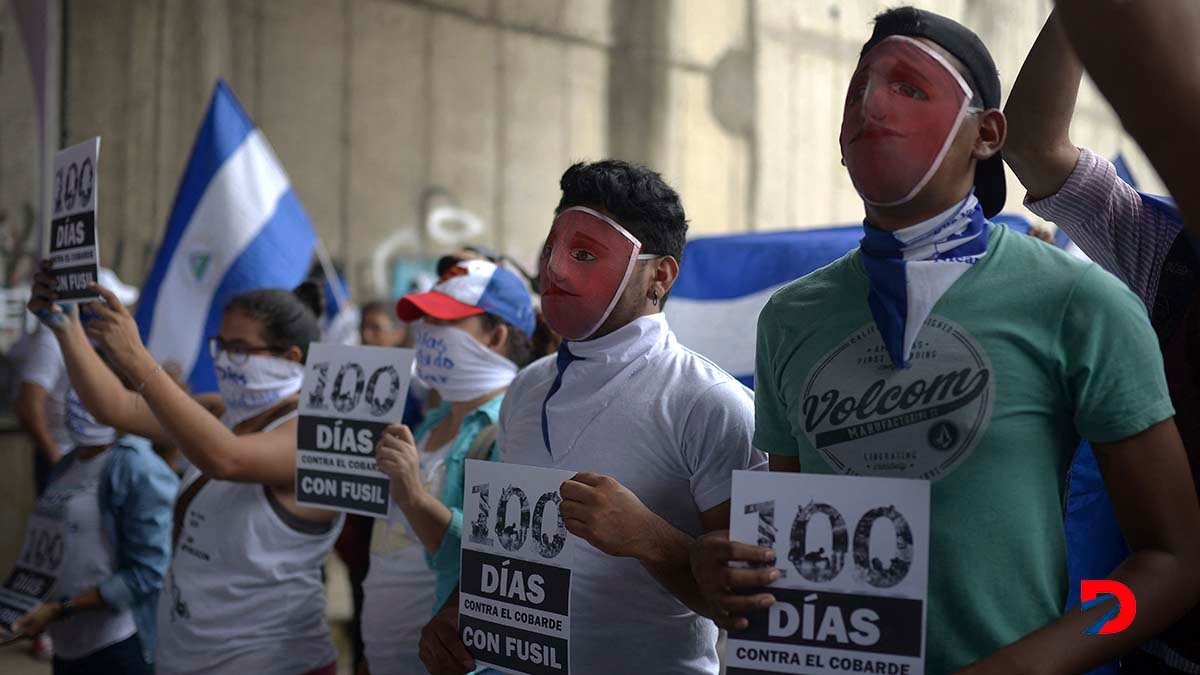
top-left (563, 313), bottom-right (670, 364)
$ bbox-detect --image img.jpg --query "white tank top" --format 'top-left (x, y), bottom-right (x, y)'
top-left (155, 412), bottom-right (344, 674)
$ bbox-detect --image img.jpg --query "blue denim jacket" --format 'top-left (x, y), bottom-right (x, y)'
top-left (420, 396), bottom-right (503, 611)
top-left (48, 436), bottom-right (178, 664)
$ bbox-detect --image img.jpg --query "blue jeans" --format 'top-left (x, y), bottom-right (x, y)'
top-left (53, 634), bottom-right (151, 675)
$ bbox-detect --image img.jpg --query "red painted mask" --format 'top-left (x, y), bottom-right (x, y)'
top-left (840, 36), bottom-right (974, 206)
top-left (540, 207), bottom-right (643, 341)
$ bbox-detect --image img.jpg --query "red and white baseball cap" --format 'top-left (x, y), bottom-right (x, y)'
top-left (396, 259), bottom-right (536, 337)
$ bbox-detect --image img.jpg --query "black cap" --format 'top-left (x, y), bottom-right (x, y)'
top-left (860, 7), bottom-right (1005, 217)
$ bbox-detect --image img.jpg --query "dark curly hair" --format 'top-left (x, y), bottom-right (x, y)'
top-left (554, 160), bottom-right (688, 261)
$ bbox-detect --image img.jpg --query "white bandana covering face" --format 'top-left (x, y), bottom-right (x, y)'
top-left (214, 351), bottom-right (305, 427)
top-left (413, 321), bottom-right (518, 402)
top-left (65, 388), bottom-right (119, 447)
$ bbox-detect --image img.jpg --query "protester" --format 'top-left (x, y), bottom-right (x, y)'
top-left (435, 246), bottom-right (498, 280)
top-left (11, 269), bottom-right (138, 662)
top-left (691, 7), bottom-right (1200, 674)
top-left (418, 160), bottom-right (763, 675)
top-left (331, 298), bottom-right (423, 675)
top-left (28, 268), bottom-right (343, 675)
top-left (361, 300), bottom-right (411, 349)
top-left (9, 387), bottom-right (176, 674)
top-left (1005, 10), bottom-right (1200, 671)
top-left (14, 269), bottom-right (138, 494)
top-left (363, 260), bottom-right (536, 674)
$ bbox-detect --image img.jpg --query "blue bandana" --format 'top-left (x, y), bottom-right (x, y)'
top-left (860, 192), bottom-right (989, 369)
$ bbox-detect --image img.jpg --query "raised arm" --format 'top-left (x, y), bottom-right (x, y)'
top-left (1055, 0), bottom-right (1200, 239)
top-left (1003, 9), bottom-right (1083, 199)
top-left (83, 286), bottom-right (301, 486)
top-left (29, 269), bottom-right (171, 444)
top-left (32, 272), bottom-right (301, 486)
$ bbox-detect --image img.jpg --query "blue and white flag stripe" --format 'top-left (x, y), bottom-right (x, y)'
top-left (666, 215), bottom-right (1035, 387)
top-left (136, 81), bottom-right (316, 392)
top-left (666, 225), bottom-right (864, 387)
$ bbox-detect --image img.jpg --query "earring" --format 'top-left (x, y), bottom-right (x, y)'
top-left (650, 291), bottom-right (660, 306)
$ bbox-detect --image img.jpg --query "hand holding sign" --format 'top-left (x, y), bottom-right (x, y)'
top-left (11, 602), bottom-right (61, 638)
top-left (559, 472), bottom-right (658, 559)
top-left (374, 424), bottom-right (424, 508)
top-left (83, 285), bottom-right (151, 379)
top-left (419, 598), bottom-right (476, 674)
top-left (27, 263), bottom-right (76, 332)
top-left (690, 530), bottom-right (781, 630)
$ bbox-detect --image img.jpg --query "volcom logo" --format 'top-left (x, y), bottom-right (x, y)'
top-left (800, 316), bottom-right (994, 481)
top-left (188, 251), bottom-right (211, 281)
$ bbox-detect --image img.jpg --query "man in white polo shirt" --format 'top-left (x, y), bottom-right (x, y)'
top-left (418, 160), bottom-right (763, 674)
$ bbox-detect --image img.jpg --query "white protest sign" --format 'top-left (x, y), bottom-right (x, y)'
top-left (46, 137), bottom-right (101, 303)
top-left (295, 342), bottom-right (415, 517)
top-left (460, 460), bottom-right (575, 675)
top-left (0, 511), bottom-right (65, 637)
top-left (726, 471), bottom-right (930, 675)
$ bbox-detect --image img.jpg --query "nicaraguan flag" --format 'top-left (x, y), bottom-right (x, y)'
top-left (135, 80), bottom-right (317, 392)
top-left (665, 226), bottom-right (862, 387)
top-left (665, 214), bottom-right (1038, 386)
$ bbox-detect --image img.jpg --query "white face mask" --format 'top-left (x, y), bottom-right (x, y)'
top-left (213, 352), bottom-right (305, 427)
top-left (413, 322), bottom-right (517, 402)
top-left (65, 388), bottom-right (118, 448)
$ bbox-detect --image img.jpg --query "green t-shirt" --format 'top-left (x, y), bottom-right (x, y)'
top-left (754, 224), bottom-right (1174, 672)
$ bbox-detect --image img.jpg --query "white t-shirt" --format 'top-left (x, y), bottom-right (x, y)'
top-left (41, 449), bottom-right (138, 659)
top-left (498, 313), bottom-right (764, 675)
top-left (362, 437), bottom-right (453, 675)
top-left (323, 305), bottom-right (362, 346)
top-left (15, 327), bottom-right (73, 455)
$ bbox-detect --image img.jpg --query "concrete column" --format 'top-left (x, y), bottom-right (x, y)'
top-left (607, 0), bottom-right (673, 170)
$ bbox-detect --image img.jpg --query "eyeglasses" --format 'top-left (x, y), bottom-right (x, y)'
top-left (207, 337), bottom-right (287, 365)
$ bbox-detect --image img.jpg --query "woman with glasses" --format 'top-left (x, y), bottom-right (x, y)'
top-left (28, 268), bottom-right (342, 675)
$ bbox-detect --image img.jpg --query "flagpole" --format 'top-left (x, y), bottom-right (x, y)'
top-left (313, 238), bottom-right (350, 310)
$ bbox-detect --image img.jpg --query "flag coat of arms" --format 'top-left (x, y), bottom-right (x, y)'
top-left (135, 80), bottom-right (317, 392)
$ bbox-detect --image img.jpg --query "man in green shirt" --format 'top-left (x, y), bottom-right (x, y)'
top-left (691, 7), bottom-right (1200, 674)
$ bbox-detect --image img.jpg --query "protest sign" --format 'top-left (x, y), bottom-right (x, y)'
top-left (296, 343), bottom-right (414, 517)
top-left (727, 471), bottom-right (930, 675)
top-left (460, 460), bottom-right (575, 675)
top-left (46, 137), bottom-right (101, 303)
top-left (0, 511), bottom-right (64, 639)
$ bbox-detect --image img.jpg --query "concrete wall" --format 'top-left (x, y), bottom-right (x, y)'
top-left (754, 0), bottom-right (1164, 231)
top-left (3, 0), bottom-right (1166, 301)
top-left (56, 0), bottom-right (620, 296)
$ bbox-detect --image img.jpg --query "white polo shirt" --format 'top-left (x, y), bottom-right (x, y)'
top-left (498, 313), bottom-right (764, 675)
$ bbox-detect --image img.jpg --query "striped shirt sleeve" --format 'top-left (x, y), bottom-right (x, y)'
top-left (1024, 147), bottom-right (1182, 310)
